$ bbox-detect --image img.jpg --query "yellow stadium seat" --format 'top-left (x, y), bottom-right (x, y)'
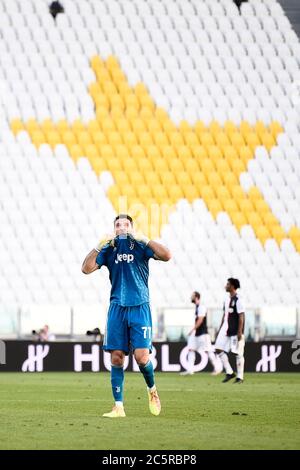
top-left (215, 158), bottom-right (230, 173)
top-left (132, 118), bottom-right (146, 135)
top-left (62, 131), bottom-right (77, 148)
top-left (230, 211), bottom-right (247, 229)
top-left (113, 171), bottom-right (129, 186)
top-left (108, 131), bottom-right (123, 148)
top-left (26, 119), bottom-right (39, 134)
top-left (10, 119), bottom-right (24, 135)
top-left (152, 184), bottom-right (168, 203)
top-left (95, 94), bottom-right (109, 108)
top-left (115, 118), bottom-right (131, 134)
top-left (247, 212), bottom-right (263, 227)
top-left (92, 131), bottom-right (107, 147)
top-left (147, 119), bottom-right (161, 136)
top-left (122, 157), bottom-right (136, 172)
top-left (216, 186), bottom-right (231, 200)
top-left (131, 145), bottom-right (145, 160)
top-left (69, 144), bottom-right (83, 161)
top-left (184, 158), bottom-right (199, 174)
top-left (46, 130), bottom-right (61, 148)
top-left (32, 130), bottom-right (45, 147)
top-left (125, 106), bottom-right (139, 121)
top-left (139, 132), bottom-right (153, 149)
top-left (270, 225), bottom-right (285, 243)
top-left (137, 158), bottom-right (153, 172)
top-left (154, 132), bottom-right (169, 148)
top-left (223, 199), bottom-right (239, 214)
top-left (154, 158), bottom-right (169, 172)
top-left (239, 199), bottom-right (254, 213)
top-left (162, 146), bottom-right (175, 161)
top-left (209, 121), bottom-right (222, 137)
top-left (208, 145), bottom-right (223, 161)
top-left (141, 108), bottom-right (154, 123)
top-left (269, 121), bottom-right (283, 139)
top-left (184, 132), bottom-right (199, 148)
top-left (101, 118), bottom-right (116, 136)
top-left (100, 145), bottom-right (114, 160)
top-left (191, 172), bottom-right (207, 186)
top-left (239, 121), bottom-right (252, 138)
top-left (263, 213), bottom-right (279, 227)
top-left (118, 82), bottom-right (132, 97)
top-left (223, 172), bottom-right (238, 187)
top-left (106, 157), bottom-right (120, 172)
top-left (230, 185), bottom-right (245, 200)
top-left (84, 144), bottom-right (99, 160)
top-left (288, 226), bottom-right (300, 244)
top-left (169, 158), bottom-right (184, 173)
top-left (230, 132), bottom-right (245, 150)
top-left (254, 199), bottom-right (270, 214)
top-left (245, 133), bottom-right (261, 152)
top-left (207, 171), bottom-right (222, 187)
top-left (123, 132), bottom-right (138, 150)
top-left (96, 106), bottom-right (109, 122)
top-left (178, 145), bottom-right (192, 161)
top-left (87, 119), bottom-right (100, 134)
top-left (155, 107), bottom-right (169, 124)
top-left (135, 83), bottom-right (148, 98)
top-left (90, 158), bottom-right (106, 174)
top-left (261, 133), bottom-right (275, 152)
top-left (170, 132), bottom-right (185, 149)
top-left (161, 171), bottom-right (176, 186)
top-left (184, 186), bottom-right (198, 202)
top-left (78, 131), bottom-right (92, 148)
top-left (72, 119), bottom-right (86, 134)
top-left (256, 226), bottom-right (271, 243)
top-left (169, 185), bottom-right (184, 200)
top-left (145, 170), bottom-right (160, 186)
top-left (177, 171), bottom-right (192, 187)
top-left (231, 160), bottom-right (246, 176)
top-left (200, 158), bottom-right (215, 174)
top-left (200, 132), bottom-right (215, 148)
top-left (200, 185), bottom-right (215, 200)
top-left (224, 121), bottom-right (238, 137)
top-left (194, 120), bottom-right (206, 138)
top-left (125, 94), bottom-right (139, 109)
top-left (115, 145), bottom-right (130, 160)
top-left (207, 199), bottom-right (223, 218)
top-left (215, 132), bottom-right (231, 150)
top-left (139, 94), bottom-right (155, 110)
top-left (239, 146), bottom-right (253, 164)
top-left (191, 145), bottom-right (206, 161)
top-left (248, 187), bottom-right (262, 201)
top-left (146, 145), bottom-right (160, 161)
top-left (129, 170), bottom-right (144, 186)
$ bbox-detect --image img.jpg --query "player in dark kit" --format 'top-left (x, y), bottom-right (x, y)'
top-left (215, 278), bottom-right (245, 383)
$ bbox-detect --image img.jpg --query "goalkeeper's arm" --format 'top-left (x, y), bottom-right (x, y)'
top-left (148, 239), bottom-right (172, 262)
top-left (81, 234), bottom-right (114, 274)
top-left (81, 249), bottom-right (100, 274)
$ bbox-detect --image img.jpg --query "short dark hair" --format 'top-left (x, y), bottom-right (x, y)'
top-left (193, 291), bottom-right (200, 299)
top-left (228, 278), bottom-right (240, 290)
top-left (114, 214), bottom-right (133, 225)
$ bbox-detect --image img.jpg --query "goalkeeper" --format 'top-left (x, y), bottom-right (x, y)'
top-left (82, 214), bottom-right (171, 418)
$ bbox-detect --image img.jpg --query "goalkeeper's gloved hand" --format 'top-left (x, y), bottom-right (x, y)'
top-left (131, 232), bottom-right (150, 245)
top-left (95, 233), bottom-right (116, 252)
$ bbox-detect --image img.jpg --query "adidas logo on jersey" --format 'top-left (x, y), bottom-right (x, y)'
top-left (115, 253), bottom-right (134, 264)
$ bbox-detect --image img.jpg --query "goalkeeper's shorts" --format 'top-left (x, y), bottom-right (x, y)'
top-left (103, 301), bottom-right (152, 355)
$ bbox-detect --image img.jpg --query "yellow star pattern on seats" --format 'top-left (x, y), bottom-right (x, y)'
top-left (10, 55), bottom-right (300, 250)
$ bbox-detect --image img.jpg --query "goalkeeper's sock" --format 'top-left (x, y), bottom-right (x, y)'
top-left (218, 352), bottom-right (233, 375)
top-left (111, 364), bottom-right (124, 405)
top-left (139, 360), bottom-right (155, 389)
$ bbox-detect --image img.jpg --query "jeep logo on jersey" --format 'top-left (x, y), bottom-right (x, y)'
top-left (115, 253), bottom-right (134, 264)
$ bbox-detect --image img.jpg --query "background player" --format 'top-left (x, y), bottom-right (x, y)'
top-left (81, 214), bottom-right (171, 417)
top-left (181, 291), bottom-right (222, 375)
top-left (215, 278), bottom-right (245, 384)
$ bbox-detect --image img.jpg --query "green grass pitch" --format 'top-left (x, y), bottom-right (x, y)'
top-left (0, 372), bottom-right (299, 450)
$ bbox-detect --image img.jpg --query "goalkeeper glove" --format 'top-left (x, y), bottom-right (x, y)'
top-left (95, 233), bottom-right (116, 252)
top-left (132, 232), bottom-right (150, 245)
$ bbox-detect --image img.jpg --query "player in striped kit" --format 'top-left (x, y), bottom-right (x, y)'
top-left (181, 291), bottom-right (222, 375)
top-left (215, 278), bottom-right (245, 384)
